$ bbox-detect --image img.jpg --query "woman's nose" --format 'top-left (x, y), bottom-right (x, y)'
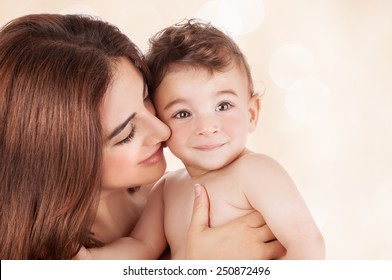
top-left (144, 101), bottom-right (171, 144)
top-left (145, 99), bottom-right (156, 115)
top-left (155, 117), bottom-right (171, 142)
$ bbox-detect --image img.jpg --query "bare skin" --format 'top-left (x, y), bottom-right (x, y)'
top-left (74, 58), bottom-right (286, 260)
top-left (75, 184), bottom-right (286, 260)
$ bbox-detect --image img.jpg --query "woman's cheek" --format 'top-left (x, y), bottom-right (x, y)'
top-left (101, 149), bottom-right (137, 188)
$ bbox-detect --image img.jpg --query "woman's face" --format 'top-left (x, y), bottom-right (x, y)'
top-left (100, 57), bottom-right (170, 193)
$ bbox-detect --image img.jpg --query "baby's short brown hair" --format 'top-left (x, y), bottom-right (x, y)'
top-left (146, 19), bottom-right (254, 96)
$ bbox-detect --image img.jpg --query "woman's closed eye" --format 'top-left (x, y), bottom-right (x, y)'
top-left (117, 125), bottom-right (136, 145)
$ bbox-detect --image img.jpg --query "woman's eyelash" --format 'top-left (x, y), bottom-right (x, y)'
top-left (117, 125), bottom-right (136, 145)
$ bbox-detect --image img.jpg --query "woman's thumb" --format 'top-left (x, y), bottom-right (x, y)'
top-left (188, 184), bottom-right (210, 233)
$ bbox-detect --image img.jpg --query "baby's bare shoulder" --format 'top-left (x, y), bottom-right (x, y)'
top-left (160, 168), bottom-right (191, 189)
top-left (234, 152), bottom-right (281, 171)
top-left (163, 168), bottom-right (188, 180)
top-left (230, 152), bottom-right (290, 188)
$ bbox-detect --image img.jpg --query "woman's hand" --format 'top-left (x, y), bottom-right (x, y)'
top-left (185, 184), bottom-right (286, 260)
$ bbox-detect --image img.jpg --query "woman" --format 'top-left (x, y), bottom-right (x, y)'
top-left (0, 14), bottom-right (284, 259)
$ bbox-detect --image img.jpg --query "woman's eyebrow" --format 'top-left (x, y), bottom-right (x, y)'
top-left (107, 113), bottom-right (136, 140)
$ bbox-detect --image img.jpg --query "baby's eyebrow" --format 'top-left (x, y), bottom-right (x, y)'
top-left (163, 98), bottom-right (187, 111)
top-left (216, 89), bottom-right (238, 97)
top-left (163, 90), bottom-right (238, 111)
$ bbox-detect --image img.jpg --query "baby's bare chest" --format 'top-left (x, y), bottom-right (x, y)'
top-left (163, 179), bottom-right (253, 259)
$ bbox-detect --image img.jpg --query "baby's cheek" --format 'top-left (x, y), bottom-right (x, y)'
top-left (226, 118), bottom-right (246, 134)
top-left (165, 132), bottom-right (182, 152)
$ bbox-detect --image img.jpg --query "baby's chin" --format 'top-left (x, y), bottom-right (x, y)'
top-left (185, 161), bottom-right (232, 177)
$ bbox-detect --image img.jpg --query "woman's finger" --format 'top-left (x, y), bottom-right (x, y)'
top-left (188, 184), bottom-right (210, 234)
top-left (235, 211), bottom-right (266, 228)
top-left (263, 240), bottom-right (286, 259)
top-left (256, 223), bottom-right (276, 242)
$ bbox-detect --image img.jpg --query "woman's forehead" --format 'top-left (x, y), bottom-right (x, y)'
top-left (101, 58), bottom-right (144, 134)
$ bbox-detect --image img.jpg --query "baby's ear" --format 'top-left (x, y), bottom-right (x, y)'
top-left (248, 95), bottom-right (260, 132)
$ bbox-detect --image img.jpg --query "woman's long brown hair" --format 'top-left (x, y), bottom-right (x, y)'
top-left (0, 14), bottom-right (151, 259)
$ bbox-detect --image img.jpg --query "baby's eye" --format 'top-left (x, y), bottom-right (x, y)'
top-left (216, 102), bottom-right (233, 111)
top-left (173, 111), bottom-right (191, 119)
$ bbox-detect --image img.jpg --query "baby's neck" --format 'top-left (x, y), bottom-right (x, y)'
top-left (185, 148), bottom-right (251, 178)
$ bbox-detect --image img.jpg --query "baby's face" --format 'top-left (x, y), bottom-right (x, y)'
top-left (153, 64), bottom-right (259, 176)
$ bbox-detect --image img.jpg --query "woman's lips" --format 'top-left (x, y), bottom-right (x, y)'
top-left (139, 146), bottom-right (163, 165)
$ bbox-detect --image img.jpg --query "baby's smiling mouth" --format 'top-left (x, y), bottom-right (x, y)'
top-left (193, 143), bottom-right (225, 151)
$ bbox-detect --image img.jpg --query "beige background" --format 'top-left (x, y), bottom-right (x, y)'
top-left (1, 0), bottom-right (391, 259)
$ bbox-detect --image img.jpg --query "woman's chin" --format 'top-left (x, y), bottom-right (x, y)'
top-left (145, 160), bottom-right (167, 184)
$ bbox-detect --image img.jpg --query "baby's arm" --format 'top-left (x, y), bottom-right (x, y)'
top-left (77, 181), bottom-right (167, 260)
top-left (241, 154), bottom-right (325, 259)
top-left (129, 179), bottom-right (168, 259)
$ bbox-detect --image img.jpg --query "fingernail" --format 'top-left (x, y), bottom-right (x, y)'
top-left (194, 184), bottom-right (201, 197)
